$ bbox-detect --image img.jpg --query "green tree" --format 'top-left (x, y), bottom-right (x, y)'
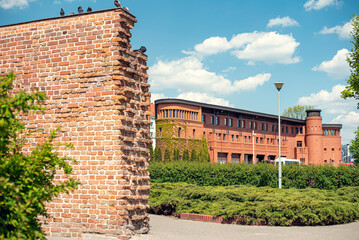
top-left (182, 149), bottom-right (189, 161)
top-left (190, 149), bottom-right (198, 162)
top-left (282, 105), bottom-right (313, 120)
top-left (149, 144), bottom-right (154, 162)
top-left (341, 13), bottom-right (359, 107)
top-left (154, 147), bottom-right (162, 162)
top-left (350, 127), bottom-right (359, 165)
top-left (164, 148), bottom-right (171, 162)
top-left (0, 72), bottom-right (78, 239)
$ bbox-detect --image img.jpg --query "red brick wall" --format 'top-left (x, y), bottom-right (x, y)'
top-left (0, 8), bottom-right (150, 239)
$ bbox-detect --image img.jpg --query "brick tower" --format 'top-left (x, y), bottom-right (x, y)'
top-left (305, 109), bottom-right (323, 164)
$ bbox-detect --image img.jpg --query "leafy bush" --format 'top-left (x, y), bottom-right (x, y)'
top-left (149, 182), bottom-right (359, 226)
top-left (0, 72), bottom-right (78, 239)
top-left (149, 162), bottom-right (359, 189)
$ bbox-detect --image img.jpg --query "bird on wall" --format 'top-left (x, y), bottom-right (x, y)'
top-left (114, 0), bottom-right (122, 8)
top-left (139, 46), bottom-right (147, 53)
top-left (78, 6), bottom-right (83, 13)
top-left (87, 6), bottom-right (92, 12)
top-left (123, 7), bottom-right (129, 11)
top-left (60, 8), bottom-right (65, 16)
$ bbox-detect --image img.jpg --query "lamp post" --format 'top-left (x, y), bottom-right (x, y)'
top-left (274, 82), bottom-right (284, 189)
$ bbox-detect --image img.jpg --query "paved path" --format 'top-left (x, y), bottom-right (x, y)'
top-left (132, 214), bottom-right (359, 240)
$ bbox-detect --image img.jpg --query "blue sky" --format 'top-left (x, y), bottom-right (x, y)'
top-left (0, 0), bottom-right (358, 144)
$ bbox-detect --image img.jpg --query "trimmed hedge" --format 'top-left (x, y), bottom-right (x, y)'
top-left (149, 162), bottom-right (359, 190)
top-left (149, 182), bottom-right (359, 226)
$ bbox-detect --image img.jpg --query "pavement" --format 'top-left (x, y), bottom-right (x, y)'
top-left (131, 214), bottom-right (359, 240)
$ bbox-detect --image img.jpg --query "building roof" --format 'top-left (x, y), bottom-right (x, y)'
top-left (155, 98), bottom-right (342, 128)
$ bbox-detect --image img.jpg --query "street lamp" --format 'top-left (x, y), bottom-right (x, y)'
top-left (274, 82), bottom-right (284, 189)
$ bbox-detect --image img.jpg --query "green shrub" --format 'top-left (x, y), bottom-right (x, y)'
top-left (0, 73), bottom-right (78, 239)
top-left (149, 162), bottom-right (359, 189)
top-left (149, 182), bottom-right (359, 226)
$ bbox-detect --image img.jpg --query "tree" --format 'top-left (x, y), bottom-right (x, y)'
top-left (341, 13), bottom-right (359, 108)
top-left (154, 147), bottom-right (162, 162)
top-left (190, 149), bottom-right (197, 162)
top-left (0, 72), bottom-right (78, 239)
top-left (350, 127), bottom-right (359, 166)
top-left (182, 149), bottom-right (189, 161)
top-left (164, 148), bottom-right (171, 162)
top-left (282, 105), bottom-right (313, 120)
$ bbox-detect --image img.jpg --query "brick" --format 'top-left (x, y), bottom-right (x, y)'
top-left (0, 8), bottom-right (150, 239)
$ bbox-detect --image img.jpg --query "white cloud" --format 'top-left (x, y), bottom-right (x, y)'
top-left (298, 84), bottom-right (356, 115)
top-left (176, 92), bottom-right (232, 107)
top-left (230, 32), bottom-right (300, 65)
top-left (331, 112), bottom-right (359, 144)
top-left (222, 67), bottom-right (237, 73)
top-left (312, 49), bottom-right (350, 79)
top-left (149, 56), bottom-right (271, 95)
top-left (332, 111), bottom-right (359, 127)
top-left (185, 31), bottom-right (300, 65)
top-left (319, 21), bottom-right (353, 39)
top-left (193, 37), bottom-right (232, 56)
top-left (303, 0), bottom-right (342, 11)
top-left (151, 93), bottom-right (166, 103)
top-left (267, 16), bottom-right (299, 28)
top-left (0, 0), bottom-right (31, 9)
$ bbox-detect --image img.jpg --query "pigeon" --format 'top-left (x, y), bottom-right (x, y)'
top-left (123, 7), bottom-right (129, 11)
top-left (78, 6), bottom-right (83, 13)
top-left (139, 46), bottom-right (147, 53)
top-left (87, 6), bottom-right (92, 12)
top-left (60, 8), bottom-right (65, 16)
top-left (69, 12), bottom-right (75, 15)
top-left (114, 0), bottom-right (122, 8)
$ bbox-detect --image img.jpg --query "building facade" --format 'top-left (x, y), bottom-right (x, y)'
top-left (154, 99), bottom-right (342, 165)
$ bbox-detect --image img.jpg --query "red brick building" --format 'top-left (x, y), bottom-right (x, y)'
top-left (154, 99), bottom-right (342, 165)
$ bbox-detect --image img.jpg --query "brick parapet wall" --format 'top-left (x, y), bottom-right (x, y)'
top-left (0, 8), bottom-right (150, 239)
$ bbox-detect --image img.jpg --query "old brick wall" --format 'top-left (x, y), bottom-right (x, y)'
top-left (0, 8), bottom-right (151, 239)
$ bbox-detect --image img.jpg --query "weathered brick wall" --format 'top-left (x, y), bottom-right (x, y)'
top-left (0, 8), bottom-right (151, 239)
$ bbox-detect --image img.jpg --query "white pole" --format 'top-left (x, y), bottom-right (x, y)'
top-left (274, 82), bottom-right (284, 189)
top-left (278, 89), bottom-right (282, 189)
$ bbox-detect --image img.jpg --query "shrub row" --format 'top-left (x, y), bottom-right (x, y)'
top-left (149, 182), bottom-right (359, 226)
top-left (149, 162), bottom-right (359, 190)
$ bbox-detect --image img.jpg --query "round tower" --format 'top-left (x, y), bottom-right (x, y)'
top-left (305, 109), bottom-right (323, 164)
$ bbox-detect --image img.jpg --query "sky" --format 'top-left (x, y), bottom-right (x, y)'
top-left (0, 0), bottom-right (358, 144)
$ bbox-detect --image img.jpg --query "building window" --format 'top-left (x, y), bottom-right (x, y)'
top-left (211, 116), bottom-right (214, 125)
top-left (260, 137), bottom-right (263, 144)
top-left (271, 139), bottom-right (273, 145)
top-left (286, 126), bottom-right (288, 133)
top-left (236, 135), bottom-right (239, 142)
top-left (267, 138), bottom-right (269, 144)
top-left (173, 110), bottom-right (175, 118)
top-left (237, 120), bottom-right (240, 128)
top-left (229, 118), bottom-right (232, 127)
top-left (332, 148), bottom-right (334, 151)
top-left (256, 137), bottom-right (258, 143)
top-left (265, 123), bottom-right (268, 131)
top-left (176, 110), bottom-right (179, 118)
top-left (254, 122), bottom-right (257, 130)
top-left (218, 133), bottom-right (221, 140)
top-left (193, 129), bottom-right (195, 139)
top-left (223, 134), bottom-right (226, 141)
top-left (297, 141), bottom-right (302, 147)
top-left (216, 116), bottom-right (219, 125)
top-left (272, 125), bottom-right (274, 132)
top-left (231, 135), bottom-right (234, 141)
top-left (202, 114), bottom-right (205, 123)
top-left (261, 123), bottom-right (264, 131)
top-left (224, 118), bottom-right (228, 126)
top-left (295, 127), bottom-right (299, 134)
top-left (249, 121), bottom-right (252, 129)
top-left (324, 148), bottom-right (327, 151)
top-left (300, 127), bottom-right (303, 134)
top-left (178, 128), bottom-right (181, 138)
top-left (203, 132), bottom-right (205, 136)
top-left (244, 136), bottom-right (247, 143)
top-left (242, 120), bottom-right (245, 128)
top-left (300, 158), bottom-right (305, 163)
top-left (248, 136), bottom-right (251, 143)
